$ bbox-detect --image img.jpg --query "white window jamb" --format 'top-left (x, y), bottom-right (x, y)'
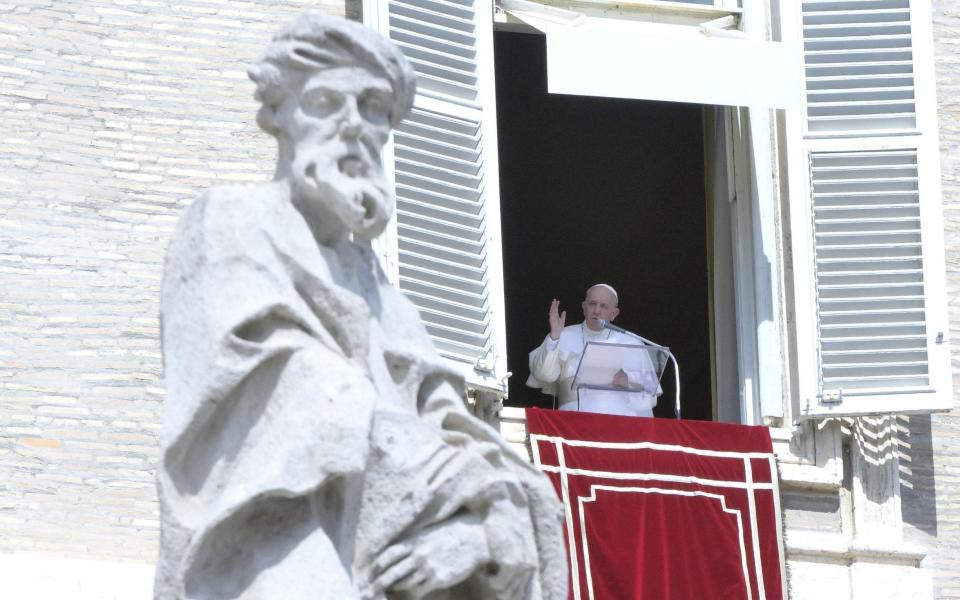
top-left (364, 0), bottom-right (401, 283)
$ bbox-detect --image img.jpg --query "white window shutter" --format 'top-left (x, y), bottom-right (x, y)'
top-left (785, 0), bottom-right (951, 417)
top-left (365, 0), bottom-right (509, 390)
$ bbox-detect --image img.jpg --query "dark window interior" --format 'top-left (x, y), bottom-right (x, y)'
top-left (494, 30), bottom-right (713, 420)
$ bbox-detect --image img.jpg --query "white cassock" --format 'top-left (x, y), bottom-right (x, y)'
top-left (526, 322), bottom-right (661, 418)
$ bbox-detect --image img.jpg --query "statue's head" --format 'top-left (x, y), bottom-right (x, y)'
top-left (248, 11), bottom-right (416, 241)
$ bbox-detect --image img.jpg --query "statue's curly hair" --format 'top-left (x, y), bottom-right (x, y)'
top-left (247, 11), bottom-right (416, 136)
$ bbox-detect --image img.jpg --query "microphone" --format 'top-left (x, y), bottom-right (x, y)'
top-left (598, 319), bottom-right (655, 347)
top-left (597, 319), bottom-right (628, 334)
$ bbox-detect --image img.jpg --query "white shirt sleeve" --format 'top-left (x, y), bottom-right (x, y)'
top-left (529, 334), bottom-right (563, 384)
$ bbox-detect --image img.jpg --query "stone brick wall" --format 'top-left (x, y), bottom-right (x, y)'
top-left (0, 0), bottom-right (355, 563)
top-left (929, 1), bottom-right (960, 597)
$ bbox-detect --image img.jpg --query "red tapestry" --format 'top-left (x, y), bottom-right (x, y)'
top-left (525, 408), bottom-right (785, 600)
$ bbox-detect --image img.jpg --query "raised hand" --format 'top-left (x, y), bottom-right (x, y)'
top-left (548, 298), bottom-right (566, 341)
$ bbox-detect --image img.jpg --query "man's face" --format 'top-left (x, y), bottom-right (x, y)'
top-left (581, 286), bottom-right (620, 332)
top-left (285, 64), bottom-right (395, 240)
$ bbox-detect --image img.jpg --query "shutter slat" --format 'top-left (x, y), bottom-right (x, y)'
top-left (401, 263), bottom-right (487, 292)
top-left (808, 114), bottom-right (916, 127)
top-left (823, 346), bottom-right (926, 355)
top-left (808, 98), bottom-right (914, 109)
top-left (808, 85), bottom-right (914, 96)
top-left (820, 306), bottom-right (924, 316)
top-left (818, 255), bottom-right (920, 263)
top-left (396, 171), bottom-right (481, 201)
top-left (400, 247), bottom-right (486, 281)
top-left (806, 114), bottom-right (917, 130)
top-left (403, 55), bottom-right (477, 86)
top-left (814, 216), bottom-right (919, 224)
top-left (399, 277), bottom-right (486, 309)
top-left (419, 325), bottom-right (488, 354)
top-left (397, 152), bottom-right (481, 182)
top-left (398, 224), bottom-right (484, 258)
top-left (405, 312), bottom-right (487, 337)
top-left (821, 323), bottom-right (926, 332)
top-left (398, 218), bottom-right (484, 247)
top-left (395, 131), bottom-right (481, 160)
top-left (820, 281), bottom-right (923, 289)
top-left (396, 162), bottom-right (482, 194)
top-left (822, 375), bottom-right (928, 386)
top-left (804, 33), bottom-right (911, 42)
top-left (402, 289), bottom-right (487, 320)
top-left (815, 203), bottom-right (918, 211)
top-left (802, 0), bottom-right (910, 5)
top-left (820, 296), bottom-right (925, 312)
top-left (804, 47), bottom-right (913, 57)
top-left (824, 360), bottom-right (927, 369)
top-left (812, 175), bottom-right (917, 183)
top-left (803, 25), bottom-right (910, 38)
top-left (814, 190), bottom-right (917, 197)
top-left (822, 351), bottom-right (928, 362)
top-left (399, 237), bottom-right (484, 269)
top-left (806, 59), bottom-right (912, 70)
top-left (802, 8), bottom-right (909, 18)
top-left (815, 229), bottom-right (920, 237)
top-left (821, 333), bottom-right (925, 346)
top-left (820, 320), bottom-right (925, 329)
top-left (819, 271), bottom-right (922, 280)
top-left (808, 73), bottom-right (913, 84)
top-left (398, 195), bottom-right (483, 223)
top-left (815, 242), bottom-right (920, 251)
top-left (812, 166), bottom-right (916, 174)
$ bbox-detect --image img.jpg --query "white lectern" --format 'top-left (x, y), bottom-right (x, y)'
top-left (568, 341), bottom-right (669, 418)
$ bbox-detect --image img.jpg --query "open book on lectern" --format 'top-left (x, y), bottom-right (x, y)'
top-left (572, 341), bottom-right (668, 395)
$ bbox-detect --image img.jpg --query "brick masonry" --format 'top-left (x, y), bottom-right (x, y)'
top-left (0, 0), bottom-right (356, 563)
top-left (1, 0), bottom-right (960, 597)
top-left (926, 2), bottom-right (960, 597)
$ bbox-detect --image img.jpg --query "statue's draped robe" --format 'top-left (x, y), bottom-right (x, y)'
top-left (155, 183), bottom-right (565, 599)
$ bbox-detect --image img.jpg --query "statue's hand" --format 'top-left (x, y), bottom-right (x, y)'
top-left (366, 512), bottom-right (490, 598)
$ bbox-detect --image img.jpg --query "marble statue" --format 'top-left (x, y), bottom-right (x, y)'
top-left (154, 10), bottom-right (566, 600)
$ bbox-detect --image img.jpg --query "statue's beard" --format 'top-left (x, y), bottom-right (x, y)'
top-left (292, 141), bottom-right (394, 241)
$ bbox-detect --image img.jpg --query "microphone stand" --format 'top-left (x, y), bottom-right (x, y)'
top-left (598, 320), bottom-right (681, 419)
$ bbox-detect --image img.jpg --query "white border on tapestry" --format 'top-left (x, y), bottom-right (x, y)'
top-left (530, 434), bottom-right (785, 600)
top-left (577, 486), bottom-right (752, 600)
